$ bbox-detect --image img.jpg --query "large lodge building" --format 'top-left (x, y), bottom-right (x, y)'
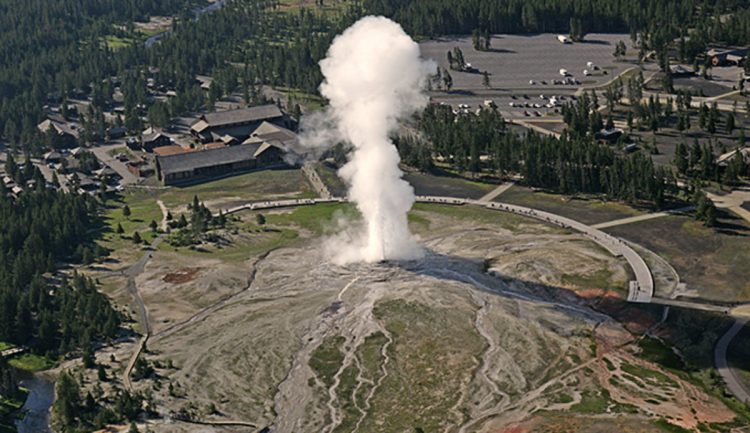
top-left (156, 105), bottom-right (298, 185)
top-left (189, 104), bottom-right (290, 143)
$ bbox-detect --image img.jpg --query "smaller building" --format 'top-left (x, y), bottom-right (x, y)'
top-left (107, 126), bottom-right (127, 140)
top-left (669, 64), bottom-right (695, 77)
top-left (707, 47), bottom-right (748, 67)
top-left (126, 160), bottom-right (155, 178)
top-left (70, 147), bottom-right (85, 158)
top-left (43, 151), bottom-right (63, 162)
top-left (141, 128), bottom-right (172, 152)
top-left (595, 128), bottom-right (624, 143)
top-left (37, 115), bottom-right (79, 148)
top-left (92, 166), bottom-right (117, 181)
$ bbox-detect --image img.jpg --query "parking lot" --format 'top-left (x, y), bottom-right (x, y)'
top-left (421, 33), bottom-right (635, 117)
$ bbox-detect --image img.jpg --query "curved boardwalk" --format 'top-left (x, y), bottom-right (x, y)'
top-left (218, 195), bottom-right (654, 303)
top-left (415, 196), bottom-right (654, 303)
top-left (216, 193), bottom-right (750, 405)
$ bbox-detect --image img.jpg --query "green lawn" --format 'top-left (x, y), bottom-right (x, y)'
top-left (403, 171), bottom-right (496, 200)
top-left (411, 202), bottom-right (569, 235)
top-left (0, 342), bottom-right (13, 351)
top-left (500, 187), bottom-right (643, 225)
top-left (158, 168), bottom-right (315, 209)
top-left (604, 212), bottom-right (750, 302)
top-left (9, 353), bottom-right (55, 372)
top-left (264, 202), bottom-right (358, 235)
top-left (159, 226), bottom-right (300, 263)
top-left (272, 0), bottom-right (352, 17)
top-left (272, 86), bottom-right (327, 112)
top-left (99, 191), bottom-right (162, 260)
top-left (102, 35), bottom-right (134, 50)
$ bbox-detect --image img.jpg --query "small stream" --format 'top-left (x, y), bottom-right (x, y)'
top-left (15, 372), bottom-right (54, 433)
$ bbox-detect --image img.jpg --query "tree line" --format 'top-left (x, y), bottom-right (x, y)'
top-left (0, 184), bottom-right (121, 357)
top-left (361, 0), bottom-right (742, 38)
top-left (408, 104), bottom-right (674, 208)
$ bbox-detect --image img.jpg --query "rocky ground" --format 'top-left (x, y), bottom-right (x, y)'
top-left (91, 204), bottom-right (741, 433)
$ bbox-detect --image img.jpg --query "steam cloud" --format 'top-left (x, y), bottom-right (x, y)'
top-left (299, 16), bottom-right (436, 264)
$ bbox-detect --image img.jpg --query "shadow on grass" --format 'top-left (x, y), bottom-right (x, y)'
top-left (715, 209), bottom-right (750, 237)
top-left (484, 47), bottom-right (516, 54)
top-left (579, 39), bottom-right (612, 46)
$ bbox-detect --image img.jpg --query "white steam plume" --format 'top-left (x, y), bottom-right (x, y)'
top-left (299, 16), bottom-right (435, 264)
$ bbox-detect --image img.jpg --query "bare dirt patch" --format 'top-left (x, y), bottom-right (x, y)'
top-left (163, 267), bottom-right (202, 284)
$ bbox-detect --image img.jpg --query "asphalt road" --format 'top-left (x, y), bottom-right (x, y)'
top-left (714, 319), bottom-right (750, 404)
top-left (91, 142), bottom-right (139, 185)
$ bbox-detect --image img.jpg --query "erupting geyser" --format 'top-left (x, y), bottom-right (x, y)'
top-left (300, 16), bottom-right (436, 264)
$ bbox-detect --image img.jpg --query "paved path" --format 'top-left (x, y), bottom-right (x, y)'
top-left (478, 182), bottom-right (515, 203)
top-left (706, 189), bottom-right (750, 225)
top-left (511, 119), bottom-right (562, 138)
top-left (707, 89), bottom-right (743, 103)
top-left (651, 297), bottom-right (730, 314)
top-left (302, 163), bottom-right (332, 199)
top-left (591, 206), bottom-right (694, 229)
top-left (91, 143), bottom-right (139, 185)
top-left (715, 319), bottom-right (750, 404)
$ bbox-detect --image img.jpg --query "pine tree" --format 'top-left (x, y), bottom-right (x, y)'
top-left (674, 142), bottom-right (689, 174)
top-left (726, 113), bottom-right (736, 134)
top-left (54, 371), bottom-right (81, 427)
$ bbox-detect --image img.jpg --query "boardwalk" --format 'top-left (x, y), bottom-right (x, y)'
top-left (217, 194), bottom-right (654, 303)
top-left (412, 196), bottom-right (653, 303)
top-left (0, 347), bottom-right (25, 358)
top-left (592, 206), bottom-right (694, 229)
top-left (478, 182), bottom-right (515, 203)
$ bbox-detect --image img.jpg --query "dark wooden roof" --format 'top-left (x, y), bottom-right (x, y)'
top-left (200, 105), bottom-right (283, 128)
top-left (158, 143), bottom-right (262, 175)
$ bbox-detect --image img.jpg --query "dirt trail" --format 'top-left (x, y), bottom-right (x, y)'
top-left (122, 217), bottom-right (165, 389)
top-left (157, 199), bottom-right (169, 231)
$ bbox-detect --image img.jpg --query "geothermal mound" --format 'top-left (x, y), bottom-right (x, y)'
top-left (149, 209), bottom-right (733, 432)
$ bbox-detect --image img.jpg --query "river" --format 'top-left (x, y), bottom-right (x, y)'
top-left (15, 372), bottom-right (55, 433)
top-left (145, 0), bottom-right (231, 47)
